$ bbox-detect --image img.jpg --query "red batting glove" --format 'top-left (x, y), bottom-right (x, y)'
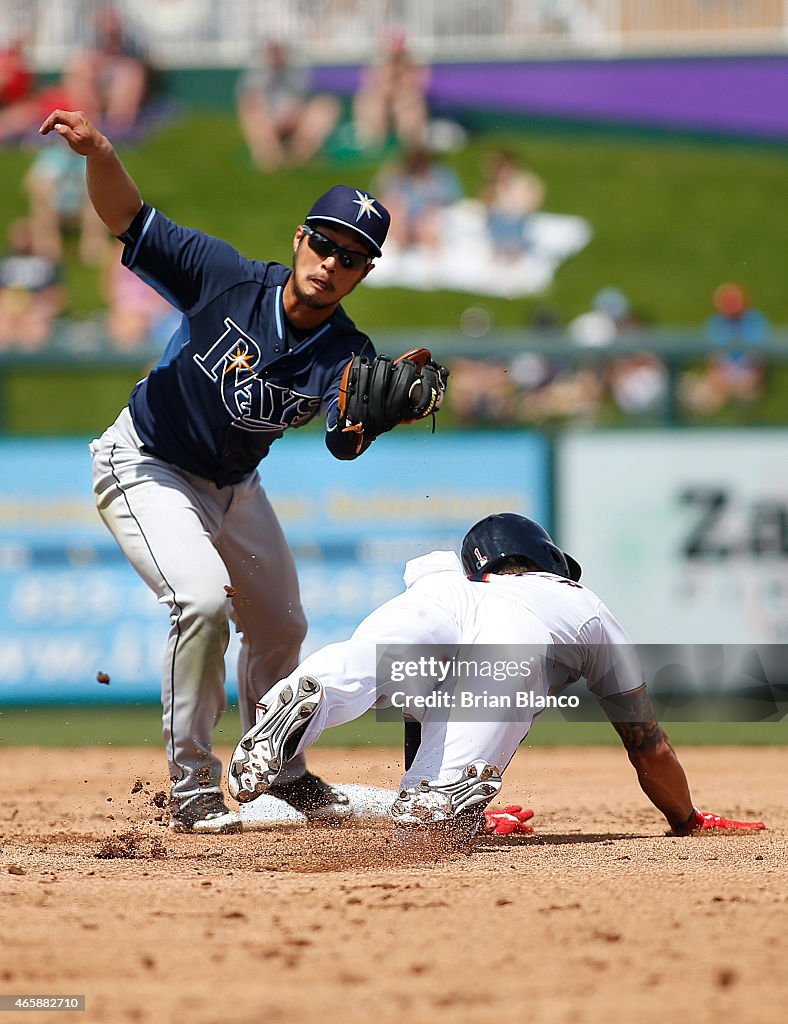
top-left (694, 809), bottom-right (765, 832)
top-left (676, 808), bottom-right (765, 834)
top-left (483, 805), bottom-right (535, 836)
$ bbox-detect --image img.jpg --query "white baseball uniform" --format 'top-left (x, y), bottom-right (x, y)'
top-left (260, 550), bottom-right (643, 791)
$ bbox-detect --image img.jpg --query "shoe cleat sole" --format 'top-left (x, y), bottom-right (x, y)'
top-left (228, 677), bottom-right (323, 804)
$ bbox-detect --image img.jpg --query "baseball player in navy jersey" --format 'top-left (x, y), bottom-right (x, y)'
top-left (228, 514), bottom-right (765, 844)
top-left (38, 107), bottom-right (434, 835)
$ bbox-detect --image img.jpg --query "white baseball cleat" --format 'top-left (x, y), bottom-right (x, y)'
top-left (391, 760), bottom-right (503, 844)
top-left (228, 676), bottom-right (323, 804)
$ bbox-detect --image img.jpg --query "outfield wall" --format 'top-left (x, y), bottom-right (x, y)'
top-left (1, 429), bottom-right (785, 704)
top-left (314, 56), bottom-right (788, 142)
top-left (160, 56), bottom-right (788, 142)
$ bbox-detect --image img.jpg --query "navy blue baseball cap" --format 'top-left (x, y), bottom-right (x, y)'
top-left (305, 185), bottom-right (390, 257)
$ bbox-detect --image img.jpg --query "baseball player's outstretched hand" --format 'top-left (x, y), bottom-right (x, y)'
top-left (39, 109), bottom-right (107, 156)
top-left (483, 805), bottom-right (535, 836)
top-left (37, 110), bottom-right (143, 236)
top-left (672, 808), bottom-right (765, 835)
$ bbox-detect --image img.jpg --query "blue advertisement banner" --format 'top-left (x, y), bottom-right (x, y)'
top-left (0, 432), bottom-right (550, 704)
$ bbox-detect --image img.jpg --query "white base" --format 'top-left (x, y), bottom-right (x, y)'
top-left (238, 783), bottom-right (398, 828)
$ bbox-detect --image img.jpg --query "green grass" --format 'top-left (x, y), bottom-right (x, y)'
top-left (1, 704), bottom-right (784, 748)
top-left (2, 112), bottom-right (787, 326)
top-left (2, 112), bottom-right (787, 434)
top-left (0, 705), bottom-right (402, 748)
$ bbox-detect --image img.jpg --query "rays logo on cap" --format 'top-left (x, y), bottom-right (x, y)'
top-left (353, 191), bottom-right (382, 221)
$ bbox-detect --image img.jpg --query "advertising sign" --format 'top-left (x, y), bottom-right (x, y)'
top-left (558, 430), bottom-right (788, 646)
top-left (0, 432), bottom-right (550, 703)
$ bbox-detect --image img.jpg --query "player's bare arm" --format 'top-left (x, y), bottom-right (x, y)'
top-left (603, 684), bottom-right (763, 833)
top-left (602, 685), bottom-right (697, 830)
top-left (39, 109), bottom-right (143, 235)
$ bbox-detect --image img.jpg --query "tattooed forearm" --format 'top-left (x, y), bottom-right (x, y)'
top-left (601, 686), bottom-right (665, 755)
top-left (613, 719), bottom-right (665, 756)
top-left (602, 687), bottom-right (694, 824)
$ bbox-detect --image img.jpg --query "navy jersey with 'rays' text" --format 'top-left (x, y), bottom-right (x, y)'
top-left (118, 203), bottom-right (373, 486)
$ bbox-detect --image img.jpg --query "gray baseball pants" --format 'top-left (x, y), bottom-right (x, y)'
top-left (91, 407), bottom-right (307, 799)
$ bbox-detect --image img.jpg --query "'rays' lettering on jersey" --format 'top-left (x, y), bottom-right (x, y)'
top-left (194, 318), bottom-right (320, 432)
top-left (194, 318), bottom-right (261, 382)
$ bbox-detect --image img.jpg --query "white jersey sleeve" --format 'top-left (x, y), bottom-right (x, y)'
top-left (578, 598), bottom-right (645, 698)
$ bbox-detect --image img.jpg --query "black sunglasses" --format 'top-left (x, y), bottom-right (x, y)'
top-left (302, 225), bottom-right (372, 271)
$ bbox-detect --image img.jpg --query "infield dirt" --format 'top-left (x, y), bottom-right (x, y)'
top-left (2, 745), bottom-right (786, 1024)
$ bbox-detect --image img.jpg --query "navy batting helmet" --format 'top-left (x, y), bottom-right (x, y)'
top-left (461, 513), bottom-right (582, 582)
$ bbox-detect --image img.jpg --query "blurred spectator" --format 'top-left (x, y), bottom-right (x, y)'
top-left (481, 149), bottom-right (545, 259)
top-left (607, 352), bottom-right (668, 417)
top-left (235, 39), bottom-right (340, 171)
top-left (80, 4), bottom-right (153, 134)
top-left (507, 307), bottom-right (561, 411)
top-left (0, 53), bottom-right (100, 145)
top-left (568, 287), bottom-right (667, 417)
top-left (515, 366), bottom-right (605, 424)
top-left (513, 307), bottom-right (606, 424)
top-left (681, 282), bottom-right (769, 413)
top-left (0, 39), bottom-right (33, 109)
top-left (376, 146), bottom-right (462, 251)
top-left (0, 7), bottom-right (153, 144)
top-left (447, 357), bottom-right (515, 425)
top-left (0, 218), bottom-right (64, 352)
top-left (103, 239), bottom-right (179, 351)
top-left (24, 142), bottom-right (110, 266)
top-left (568, 286), bottom-right (635, 348)
top-left (706, 281), bottom-right (770, 351)
top-left (353, 28), bottom-right (430, 151)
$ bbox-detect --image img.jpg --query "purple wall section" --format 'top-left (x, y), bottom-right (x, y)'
top-left (312, 57), bottom-right (788, 140)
